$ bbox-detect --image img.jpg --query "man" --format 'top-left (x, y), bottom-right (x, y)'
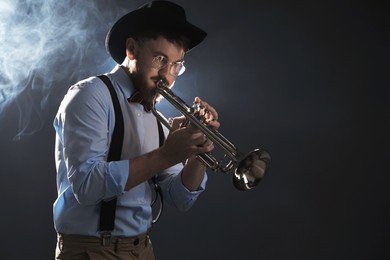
top-left (53, 1), bottom-right (219, 259)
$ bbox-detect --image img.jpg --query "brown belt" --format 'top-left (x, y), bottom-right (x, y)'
top-left (58, 231), bottom-right (151, 248)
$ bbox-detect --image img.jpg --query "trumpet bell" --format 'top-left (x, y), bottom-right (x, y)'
top-left (233, 149), bottom-right (271, 191)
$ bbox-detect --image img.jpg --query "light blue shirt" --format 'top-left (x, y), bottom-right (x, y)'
top-left (53, 65), bottom-right (207, 237)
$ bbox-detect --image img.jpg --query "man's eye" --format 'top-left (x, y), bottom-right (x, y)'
top-left (155, 56), bottom-right (166, 64)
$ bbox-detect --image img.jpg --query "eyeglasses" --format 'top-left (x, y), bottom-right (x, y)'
top-left (151, 55), bottom-right (186, 77)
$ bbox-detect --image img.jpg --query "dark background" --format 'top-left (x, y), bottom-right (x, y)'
top-left (0, 0), bottom-right (388, 259)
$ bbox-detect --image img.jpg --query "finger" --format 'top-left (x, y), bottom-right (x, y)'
top-left (180, 127), bottom-right (205, 144)
top-left (194, 133), bottom-right (207, 146)
top-left (203, 135), bottom-right (208, 144)
top-left (207, 119), bottom-right (220, 129)
top-left (196, 142), bottom-right (214, 154)
top-left (205, 105), bottom-right (218, 121)
top-left (195, 97), bottom-right (218, 122)
top-left (170, 116), bottom-right (186, 130)
top-left (183, 124), bottom-right (203, 134)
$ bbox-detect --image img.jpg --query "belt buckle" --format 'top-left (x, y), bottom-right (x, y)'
top-left (100, 231), bottom-right (112, 246)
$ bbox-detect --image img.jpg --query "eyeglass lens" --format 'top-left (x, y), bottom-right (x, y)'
top-left (152, 56), bottom-right (185, 76)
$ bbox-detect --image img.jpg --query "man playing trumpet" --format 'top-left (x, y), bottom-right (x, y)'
top-left (53, 1), bottom-right (218, 259)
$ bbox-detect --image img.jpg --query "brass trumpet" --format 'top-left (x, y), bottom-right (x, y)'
top-left (151, 80), bottom-right (271, 191)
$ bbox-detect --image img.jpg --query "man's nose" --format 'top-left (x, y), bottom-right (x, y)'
top-left (158, 65), bottom-right (169, 77)
top-left (158, 64), bottom-right (176, 80)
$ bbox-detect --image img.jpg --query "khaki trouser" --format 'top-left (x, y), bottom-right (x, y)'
top-left (55, 232), bottom-right (155, 260)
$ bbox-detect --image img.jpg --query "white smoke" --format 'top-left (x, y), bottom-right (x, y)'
top-left (0, 0), bottom-right (129, 140)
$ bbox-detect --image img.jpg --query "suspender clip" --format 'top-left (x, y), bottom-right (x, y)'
top-left (100, 231), bottom-right (112, 246)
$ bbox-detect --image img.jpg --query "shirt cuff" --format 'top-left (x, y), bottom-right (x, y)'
top-left (105, 160), bottom-right (129, 198)
top-left (176, 170), bottom-right (208, 195)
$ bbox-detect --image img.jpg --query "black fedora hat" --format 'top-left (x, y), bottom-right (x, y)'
top-left (105, 0), bottom-right (207, 64)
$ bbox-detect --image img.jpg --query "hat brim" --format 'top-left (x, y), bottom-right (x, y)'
top-left (106, 7), bottom-right (207, 64)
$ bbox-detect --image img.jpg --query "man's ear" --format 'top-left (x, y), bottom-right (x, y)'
top-left (125, 38), bottom-right (138, 60)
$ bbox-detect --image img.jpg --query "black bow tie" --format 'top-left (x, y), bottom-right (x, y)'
top-left (127, 91), bottom-right (152, 112)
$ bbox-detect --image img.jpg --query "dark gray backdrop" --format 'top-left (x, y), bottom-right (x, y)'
top-left (0, 0), bottom-right (388, 259)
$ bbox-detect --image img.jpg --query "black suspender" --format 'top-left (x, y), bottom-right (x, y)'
top-left (97, 75), bottom-right (123, 244)
top-left (96, 75), bottom-right (164, 244)
top-left (152, 120), bottom-right (165, 223)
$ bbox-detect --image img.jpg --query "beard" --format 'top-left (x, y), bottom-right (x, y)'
top-left (129, 64), bottom-right (175, 106)
top-left (130, 76), bottom-right (170, 112)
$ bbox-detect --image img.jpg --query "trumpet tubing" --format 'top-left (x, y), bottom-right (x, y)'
top-left (152, 80), bottom-right (271, 191)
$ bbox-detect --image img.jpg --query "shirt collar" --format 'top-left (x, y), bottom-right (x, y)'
top-left (108, 65), bottom-right (153, 112)
top-left (109, 64), bottom-right (135, 100)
